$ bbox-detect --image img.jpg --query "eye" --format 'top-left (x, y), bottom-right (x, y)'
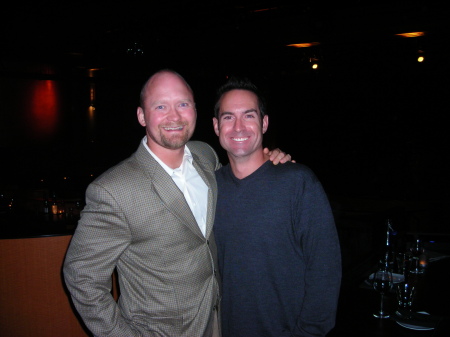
top-left (155, 105), bottom-right (165, 110)
top-left (179, 102), bottom-right (190, 107)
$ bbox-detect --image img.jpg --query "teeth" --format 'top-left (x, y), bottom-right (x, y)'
top-left (164, 126), bottom-right (183, 130)
top-left (232, 137), bottom-right (248, 141)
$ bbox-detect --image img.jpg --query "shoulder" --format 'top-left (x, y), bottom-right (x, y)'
top-left (270, 162), bottom-right (318, 180)
top-left (187, 140), bottom-right (217, 157)
top-left (267, 162), bottom-right (325, 194)
top-left (187, 141), bottom-right (221, 169)
top-left (89, 148), bottom-right (143, 191)
top-left (215, 163), bottom-right (230, 178)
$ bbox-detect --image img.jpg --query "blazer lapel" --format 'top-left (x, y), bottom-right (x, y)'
top-left (135, 143), bottom-right (204, 239)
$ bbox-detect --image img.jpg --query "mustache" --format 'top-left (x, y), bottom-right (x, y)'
top-left (160, 122), bottom-right (188, 128)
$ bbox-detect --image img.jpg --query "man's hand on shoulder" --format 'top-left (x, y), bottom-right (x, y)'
top-left (264, 148), bottom-right (295, 165)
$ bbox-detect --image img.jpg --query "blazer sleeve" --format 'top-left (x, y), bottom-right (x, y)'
top-left (63, 181), bottom-right (139, 337)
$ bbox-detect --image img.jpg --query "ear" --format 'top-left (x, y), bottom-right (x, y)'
top-left (262, 115), bottom-right (269, 134)
top-left (137, 107), bottom-right (146, 127)
top-left (213, 117), bottom-right (220, 137)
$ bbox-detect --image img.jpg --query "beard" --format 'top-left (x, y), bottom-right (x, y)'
top-left (155, 122), bottom-right (194, 150)
top-left (160, 131), bottom-right (191, 149)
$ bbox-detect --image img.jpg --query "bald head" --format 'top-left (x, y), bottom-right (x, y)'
top-left (140, 69), bottom-right (193, 108)
top-left (136, 69), bottom-right (197, 160)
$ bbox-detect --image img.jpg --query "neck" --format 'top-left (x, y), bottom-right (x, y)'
top-left (228, 150), bottom-right (267, 179)
top-left (159, 150), bottom-right (185, 169)
top-left (148, 143), bottom-right (185, 169)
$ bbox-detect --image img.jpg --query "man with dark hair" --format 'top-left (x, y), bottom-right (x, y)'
top-left (214, 77), bottom-right (267, 119)
top-left (213, 77), bottom-right (341, 337)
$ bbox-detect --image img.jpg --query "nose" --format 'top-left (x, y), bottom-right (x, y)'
top-left (233, 117), bottom-right (244, 132)
top-left (167, 106), bottom-right (181, 121)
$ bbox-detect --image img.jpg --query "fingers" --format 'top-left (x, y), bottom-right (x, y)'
top-left (264, 148), bottom-right (291, 165)
top-left (274, 153), bottom-right (291, 165)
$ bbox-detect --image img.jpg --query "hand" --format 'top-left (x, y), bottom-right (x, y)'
top-left (263, 148), bottom-right (295, 165)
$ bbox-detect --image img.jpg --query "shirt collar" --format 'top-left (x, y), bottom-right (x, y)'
top-left (141, 136), bottom-right (193, 175)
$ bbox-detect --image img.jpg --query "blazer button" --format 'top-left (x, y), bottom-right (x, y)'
top-left (206, 240), bottom-right (210, 245)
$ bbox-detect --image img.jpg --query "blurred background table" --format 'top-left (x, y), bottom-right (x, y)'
top-left (328, 239), bottom-right (450, 336)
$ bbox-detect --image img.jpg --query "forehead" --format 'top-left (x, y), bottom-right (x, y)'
top-left (220, 89), bottom-right (259, 111)
top-left (145, 72), bottom-right (193, 102)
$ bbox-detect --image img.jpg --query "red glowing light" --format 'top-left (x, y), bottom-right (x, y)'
top-left (25, 80), bottom-right (60, 138)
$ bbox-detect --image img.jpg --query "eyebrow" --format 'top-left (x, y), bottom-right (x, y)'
top-left (220, 109), bottom-right (258, 117)
top-left (151, 98), bottom-right (194, 106)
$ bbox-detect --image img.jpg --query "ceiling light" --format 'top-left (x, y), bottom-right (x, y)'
top-left (287, 42), bottom-right (320, 48)
top-left (417, 49), bottom-right (425, 63)
top-left (395, 32), bottom-right (425, 38)
top-left (309, 57), bottom-right (320, 70)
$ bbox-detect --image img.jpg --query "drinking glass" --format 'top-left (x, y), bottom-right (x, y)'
top-left (372, 264), bottom-right (394, 318)
top-left (409, 239), bottom-right (427, 274)
top-left (395, 252), bottom-right (407, 275)
top-left (395, 282), bottom-right (415, 318)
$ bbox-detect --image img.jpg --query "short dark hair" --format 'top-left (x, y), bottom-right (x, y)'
top-left (214, 76), bottom-right (267, 120)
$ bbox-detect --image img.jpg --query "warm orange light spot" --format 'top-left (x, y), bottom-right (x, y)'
top-left (287, 42), bottom-right (320, 48)
top-left (88, 105), bottom-right (95, 118)
top-left (417, 56), bottom-right (425, 62)
top-left (396, 32), bottom-right (425, 38)
top-left (88, 68), bottom-right (100, 77)
top-left (90, 85), bottom-right (95, 103)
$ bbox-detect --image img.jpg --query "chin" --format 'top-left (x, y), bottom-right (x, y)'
top-left (229, 150), bottom-right (249, 158)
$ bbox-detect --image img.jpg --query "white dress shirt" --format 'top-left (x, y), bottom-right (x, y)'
top-left (142, 137), bottom-right (208, 236)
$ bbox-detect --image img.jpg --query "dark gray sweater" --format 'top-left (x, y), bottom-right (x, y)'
top-left (214, 161), bottom-right (341, 337)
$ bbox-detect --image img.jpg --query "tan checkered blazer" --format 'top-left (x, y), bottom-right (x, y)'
top-left (64, 140), bottom-right (221, 337)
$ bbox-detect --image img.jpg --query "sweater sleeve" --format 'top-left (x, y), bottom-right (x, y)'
top-left (292, 173), bottom-right (342, 337)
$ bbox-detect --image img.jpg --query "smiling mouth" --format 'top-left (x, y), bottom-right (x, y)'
top-left (163, 126), bottom-right (184, 131)
top-left (231, 137), bottom-right (248, 142)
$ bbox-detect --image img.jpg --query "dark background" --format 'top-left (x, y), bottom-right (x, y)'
top-left (2, 3), bottom-right (450, 318)
top-left (1, 1), bottom-right (449, 202)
